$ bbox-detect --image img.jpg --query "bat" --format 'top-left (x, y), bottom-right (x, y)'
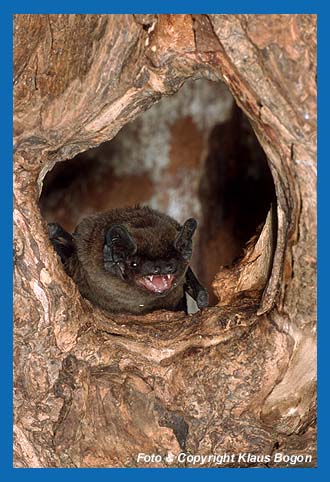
top-left (48, 206), bottom-right (208, 315)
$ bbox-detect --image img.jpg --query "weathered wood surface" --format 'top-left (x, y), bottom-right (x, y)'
top-left (14, 14), bottom-right (316, 467)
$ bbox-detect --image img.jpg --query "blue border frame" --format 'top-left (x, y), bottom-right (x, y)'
top-left (2, 1), bottom-right (325, 481)
top-left (0, 1), bottom-right (320, 14)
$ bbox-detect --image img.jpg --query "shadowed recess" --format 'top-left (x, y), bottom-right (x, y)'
top-left (39, 79), bottom-right (275, 305)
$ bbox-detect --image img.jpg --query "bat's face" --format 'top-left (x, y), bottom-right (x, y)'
top-left (123, 254), bottom-right (182, 294)
top-left (103, 218), bottom-right (197, 296)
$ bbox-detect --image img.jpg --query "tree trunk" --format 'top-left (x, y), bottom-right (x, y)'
top-left (14, 14), bottom-right (316, 468)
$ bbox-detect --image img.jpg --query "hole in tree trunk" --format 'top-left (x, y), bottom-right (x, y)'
top-left (39, 79), bottom-right (275, 305)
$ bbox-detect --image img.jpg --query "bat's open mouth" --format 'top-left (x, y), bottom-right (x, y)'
top-left (135, 274), bottom-right (175, 294)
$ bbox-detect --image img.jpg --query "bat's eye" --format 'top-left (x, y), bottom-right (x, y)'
top-left (131, 261), bottom-right (138, 268)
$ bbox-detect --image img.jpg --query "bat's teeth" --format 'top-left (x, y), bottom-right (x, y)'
top-left (149, 275), bottom-right (154, 281)
top-left (167, 274), bottom-right (171, 279)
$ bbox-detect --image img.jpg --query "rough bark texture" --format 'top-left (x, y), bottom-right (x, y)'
top-left (14, 14), bottom-right (316, 468)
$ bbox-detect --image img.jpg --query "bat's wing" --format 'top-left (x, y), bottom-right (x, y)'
top-left (184, 267), bottom-right (209, 309)
top-left (48, 223), bottom-right (75, 263)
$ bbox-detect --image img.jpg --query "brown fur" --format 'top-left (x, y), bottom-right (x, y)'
top-left (64, 206), bottom-right (189, 314)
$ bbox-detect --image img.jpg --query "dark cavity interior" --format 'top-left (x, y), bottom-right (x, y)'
top-left (39, 79), bottom-right (275, 305)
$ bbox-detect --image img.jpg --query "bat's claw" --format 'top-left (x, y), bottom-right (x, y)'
top-left (197, 289), bottom-right (209, 309)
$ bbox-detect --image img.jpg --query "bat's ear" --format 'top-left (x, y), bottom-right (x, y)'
top-left (104, 224), bottom-right (137, 266)
top-left (174, 218), bottom-right (197, 260)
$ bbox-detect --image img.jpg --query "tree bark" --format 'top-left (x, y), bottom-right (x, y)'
top-left (14, 14), bottom-right (316, 467)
